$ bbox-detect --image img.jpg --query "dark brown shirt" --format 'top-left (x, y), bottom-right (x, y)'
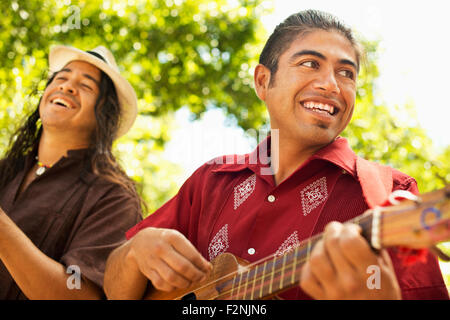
top-left (0, 149), bottom-right (142, 299)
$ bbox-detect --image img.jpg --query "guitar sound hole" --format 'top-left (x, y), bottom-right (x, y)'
top-left (181, 292), bottom-right (197, 300)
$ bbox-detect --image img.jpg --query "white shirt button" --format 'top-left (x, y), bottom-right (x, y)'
top-left (267, 195), bottom-right (276, 202)
top-left (248, 248), bottom-right (256, 255)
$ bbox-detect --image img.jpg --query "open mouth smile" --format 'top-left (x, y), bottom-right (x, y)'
top-left (50, 97), bottom-right (76, 109)
top-left (301, 100), bottom-right (339, 116)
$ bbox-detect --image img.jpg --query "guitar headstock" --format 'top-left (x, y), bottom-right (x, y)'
top-left (378, 185), bottom-right (450, 250)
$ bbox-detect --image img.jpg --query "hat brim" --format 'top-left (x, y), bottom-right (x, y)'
top-left (48, 45), bottom-right (137, 138)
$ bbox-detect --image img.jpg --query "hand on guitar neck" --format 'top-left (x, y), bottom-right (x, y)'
top-left (300, 222), bottom-right (401, 300)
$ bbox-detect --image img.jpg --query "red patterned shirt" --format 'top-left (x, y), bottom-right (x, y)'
top-left (127, 137), bottom-right (448, 300)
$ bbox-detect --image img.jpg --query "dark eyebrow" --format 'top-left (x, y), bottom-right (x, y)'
top-left (339, 59), bottom-right (358, 71)
top-left (58, 68), bottom-right (101, 88)
top-left (289, 50), bottom-right (326, 62)
top-left (289, 50), bottom-right (358, 71)
top-left (82, 73), bottom-right (101, 88)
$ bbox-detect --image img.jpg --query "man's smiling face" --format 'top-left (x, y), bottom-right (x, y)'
top-left (256, 29), bottom-right (358, 150)
top-left (39, 60), bottom-right (102, 142)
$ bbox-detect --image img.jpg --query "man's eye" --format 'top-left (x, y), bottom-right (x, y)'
top-left (81, 83), bottom-right (93, 90)
top-left (338, 70), bottom-right (354, 79)
top-left (300, 61), bottom-right (318, 68)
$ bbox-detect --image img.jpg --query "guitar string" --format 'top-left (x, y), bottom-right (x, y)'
top-left (212, 246), bottom-right (322, 300)
top-left (214, 258), bottom-right (304, 300)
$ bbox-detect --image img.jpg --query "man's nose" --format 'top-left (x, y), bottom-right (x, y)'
top-left (59, 79), bottom-right (77, 95)
top-left (312, 69), bottom-right (340, 95)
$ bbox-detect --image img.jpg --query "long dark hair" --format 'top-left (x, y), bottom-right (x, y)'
top-left (0, 69), bottom-right (143, 209)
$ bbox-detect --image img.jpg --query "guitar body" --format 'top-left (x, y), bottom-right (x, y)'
top-left (144, 253), bottom-right (249, 300)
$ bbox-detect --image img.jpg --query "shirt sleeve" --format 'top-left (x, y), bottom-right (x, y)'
top-left (389, 171), bottom-right (449, 299)
top-left (60, 184), bottom-right (142, 290)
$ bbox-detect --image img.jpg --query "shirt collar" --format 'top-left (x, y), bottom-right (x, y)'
top-left (212, 136), bottom-right (358, 179)
top-left (210, 136), bottom-right (270, 173)
top-left (65, 148), bottom-right (90, 160)
top-left (26, 147), bottom-right (90, 167)
top-left (311, 137), bottom-right (358, 178)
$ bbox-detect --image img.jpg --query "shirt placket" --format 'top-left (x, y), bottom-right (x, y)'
top-left (239, 184), bottom-right (283, 261)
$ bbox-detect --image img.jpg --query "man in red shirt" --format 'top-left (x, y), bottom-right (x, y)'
top-left (104, 10), bottom-right (449, 300)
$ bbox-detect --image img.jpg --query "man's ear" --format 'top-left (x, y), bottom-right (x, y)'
top-left (254, 64), bottom-right (271, 101)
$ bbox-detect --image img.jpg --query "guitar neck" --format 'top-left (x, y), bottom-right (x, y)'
top-left (217, 212), bottom-right (374, 300)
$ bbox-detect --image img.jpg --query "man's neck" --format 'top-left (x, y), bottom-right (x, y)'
top-left (36, 130), bottom-right (90, 166)
top-left (270, 136), bottom-right (328, 186)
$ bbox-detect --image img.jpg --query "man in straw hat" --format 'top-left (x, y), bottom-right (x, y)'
top-left (0, 45), bottom-right (142, 299)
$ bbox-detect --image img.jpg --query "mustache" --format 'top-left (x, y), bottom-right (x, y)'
top-left (301, 92), bottom-right (342, 104)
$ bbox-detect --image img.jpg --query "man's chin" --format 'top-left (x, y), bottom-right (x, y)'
top-left (296, 129), bottom-right (338, 149)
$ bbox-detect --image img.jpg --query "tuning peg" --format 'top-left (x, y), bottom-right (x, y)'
top-left (388, 190), bottom-right (421, 206)
top-left (429, 245), bottom-right (450, 262)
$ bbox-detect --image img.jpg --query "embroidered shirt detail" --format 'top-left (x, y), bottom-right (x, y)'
top-left (234, 174), bottom-right (256, 210)
top-left (301, 177), bottom-right (328, 216)
top-left (275, 231), bottom-right (300, 257)
top-left (208, 224), bottom-right (229, 261)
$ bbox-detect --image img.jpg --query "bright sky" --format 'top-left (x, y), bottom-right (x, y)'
top-left (163, 0), bottom-right (450, 179)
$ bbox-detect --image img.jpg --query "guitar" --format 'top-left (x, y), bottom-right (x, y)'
top-left (144, 186), bottom-right (450, 300)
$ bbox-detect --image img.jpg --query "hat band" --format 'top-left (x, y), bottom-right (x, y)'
top-left (86, 50), bottom-right (106, 62)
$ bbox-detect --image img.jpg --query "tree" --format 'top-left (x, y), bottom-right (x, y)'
top-left (343, 40), bottom-right (449, 194)
top-left (0, 0), bottom-right (269, 214)
top-left (1, 0), bottom-right (448, 208)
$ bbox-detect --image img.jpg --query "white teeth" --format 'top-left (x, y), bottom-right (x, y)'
top-left (303, 101), bottom-right (335, 115)
top-left (52, 98), bottom-right (71, 108)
